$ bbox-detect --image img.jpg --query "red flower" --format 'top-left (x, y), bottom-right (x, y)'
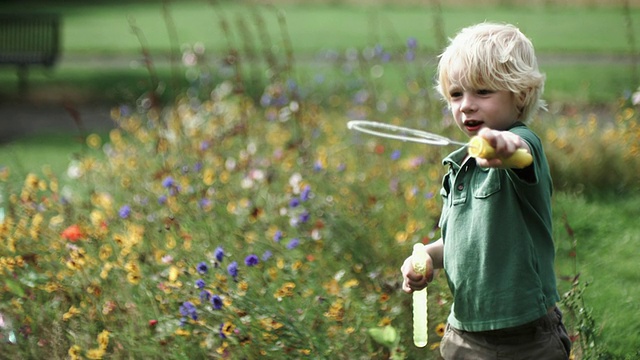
top-left (61, 225), bottom-right (83, 242)
top-left (149, 319), bottom-right (158, 328)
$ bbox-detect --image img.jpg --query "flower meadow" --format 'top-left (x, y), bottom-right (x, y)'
top-left (0, 76), bottom-right (455, 358)
top-left (2, 12), bottom-right (640, 359)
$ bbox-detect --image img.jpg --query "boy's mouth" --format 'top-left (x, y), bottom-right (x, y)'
top-left (463, 120), bottom-right (484, 132)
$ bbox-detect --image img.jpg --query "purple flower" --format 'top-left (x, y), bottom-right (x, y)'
top-left (214, 246), bottom-right (225, 262)
top-left (391, 149), bottom-right (401, 161)
top-left (195, 279), bottom-right (206, 289)
top-left (197, 261), bottom-right (209, 275)
top-left (301, 185), bottom-right (311, 201)
top-left (299, 210), bottom-right (310, 224)
top-left (199, 198), bottom-right (211, 209)
top-left (158, 195), bottom-right (167, 205)
top-left (289, 197), bottom-right (300, 208)
top-left (286, 238), bottom-right (300, 250)
top-left (407, 37), bottom-right (418, 49)
top-left (273, 230), bottom-right (283, 242)
top-left (179, 301), bottom-right (198, 320)
top-left (118, 205), bottom-right (131, 219)
top-left (244, 254), bottom-right (259, 267)
top-left (262, 250), bottom-right (273, 261)
top-left (162, 176), bottom-right (175, 188)
top-left (405, 50), bottom-right (415, 62)
top-left (218, 322), bottom-right (227, 338)
top-left (227, 261), bottom-right (238, 278)
top-left (211, 295), bottom-right (223, 310)
top-left (313, 161), bottom-right (323, 172)
top-left (200, 289), bottom-right (211, 302)
top-left (196, 279), bottom-right (206, 289)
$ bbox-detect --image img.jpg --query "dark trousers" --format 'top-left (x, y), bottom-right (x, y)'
top-left (440, 307), bottom-right (572, 360)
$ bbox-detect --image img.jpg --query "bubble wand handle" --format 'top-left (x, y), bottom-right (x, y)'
top-left (411, 243), bottom-right (428, 348)
top-left (467, 136), bottom-right (533, 169)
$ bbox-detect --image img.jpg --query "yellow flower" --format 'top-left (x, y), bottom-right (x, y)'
top-left (97, 330), bottom-right (110, 349)
top-left (324, 299), bottom-right (344, 322)
top-left (274, 282), bottom-right (296, 299)
top-left (68, 345), bottom-right (81, 359)
top-left (86, 133), bottom-right (102, 149)
top-left (343, 279), bottom-right (359, 289)
top-left (435, 322), bottom-right (446, 337)
top-left (429, 342), bottom-right (441, 350)
top-left (216, 341), bottom-right (229, 355)
top-left (86, 347), bottom-right (105, 359)
top-left (99, 245), bottom-right (112, 261)
top-left (127, 272), bottom-right (141, 285)
top-left (63, 306), bottom-right (81, 321)
top-left (175, 328), bottom-right (190, 337)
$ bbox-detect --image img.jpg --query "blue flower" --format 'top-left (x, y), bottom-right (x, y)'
top-left (301, 185), bottom-right (312, 201)
top-left (227, 261), bottom-right (238, 278)
top-left (197, 261), bottom-right (209, 275)
top-left (195, 279), bottom-right (206, 289)
top-left (162, 176), bottom-right (175, 188)
top-left (211, 295), bottom-right (223, 310)
top-left (118, 205), bottom-right (131, 219)
top-left (200, 289), bottom-right (211, 302)
top-left (158, 195), bottom-right (167, 205)
top-left (407, 37), bottom-right (418, 49)
top-left (313, 161), bottom-right (323, 172)
top-left (391, 149), bottom-right (401, 161)
top-left (218, 322), bottom-right (227, 338)
top-left (214, 246), bottom-right (225, 262)
top-left (273, 230), bottom-right (283, 242)
top-left (199, 198), bottom-right (211, 209)
top-left (262, 250), bottom-right (273, 261)
top-left (286, 238), bottom-right (300, 250)
top-left (179, 301), bottom-right (198, 320)
top-left (289, 197), bottom-right (300, 208)
top-left (299, 210), bottom-right (310, 224)
top-left (244, 254), bottom-right (259, 267)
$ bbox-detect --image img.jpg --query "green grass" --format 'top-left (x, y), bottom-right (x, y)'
top-left (554, 193), bottom-right (640, 357)
top-left (1, 2), bottom-right (639, 104)
top-left (9, 2), bottom-right (638, 55)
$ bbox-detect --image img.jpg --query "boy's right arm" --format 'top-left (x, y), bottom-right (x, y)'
top-left (401, 239), bottom-right (444, 293)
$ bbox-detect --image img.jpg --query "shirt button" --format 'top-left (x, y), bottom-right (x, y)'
top-left (456, 184), bottom-right (464, 191)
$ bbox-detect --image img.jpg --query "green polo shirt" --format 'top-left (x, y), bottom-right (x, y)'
top-left (439, 123), bottom-right (560, 332)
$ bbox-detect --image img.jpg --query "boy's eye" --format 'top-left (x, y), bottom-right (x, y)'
top-left (477, 89), bottom-right (493, 95)
top-left (449, 91), bottom-right (462, 98)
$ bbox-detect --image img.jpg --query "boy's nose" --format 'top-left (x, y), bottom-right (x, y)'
top-left (460, 94), bottom-right (476, 113)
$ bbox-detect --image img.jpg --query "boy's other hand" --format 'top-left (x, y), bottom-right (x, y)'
top-left (401, 253), bottom-right (434, 293)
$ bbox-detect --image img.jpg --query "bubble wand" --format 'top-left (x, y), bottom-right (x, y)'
top-left (346, 120), bottom-right (532, 169)
top-left (411, 243), bottom-right (428, 347)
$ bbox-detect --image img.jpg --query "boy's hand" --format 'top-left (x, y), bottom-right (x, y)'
top-left (475, 128), bottom-right (530, 168)
top-left (401, 252), bottom-right (434, 293)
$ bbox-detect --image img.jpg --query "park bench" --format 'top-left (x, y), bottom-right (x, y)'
top-left (0, 13), bottom-right (61, 93)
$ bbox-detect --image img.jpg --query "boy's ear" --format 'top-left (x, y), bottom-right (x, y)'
top-left (516, 91), bottom-right (528, 111)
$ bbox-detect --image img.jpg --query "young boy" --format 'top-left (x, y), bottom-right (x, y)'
top-left (400, 23), bottom-right (572, 359)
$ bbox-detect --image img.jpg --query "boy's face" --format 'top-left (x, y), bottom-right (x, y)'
top-left (446, 75), bottom-right (521, 137)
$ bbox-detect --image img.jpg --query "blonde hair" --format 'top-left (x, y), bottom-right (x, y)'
top-left (436, 22), bottom-right (546, 122)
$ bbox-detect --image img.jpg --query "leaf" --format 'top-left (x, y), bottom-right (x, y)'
top-left (367, 325), bottom-right (399, 349)
top-left (4, 279), bottom-right (25, 298)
